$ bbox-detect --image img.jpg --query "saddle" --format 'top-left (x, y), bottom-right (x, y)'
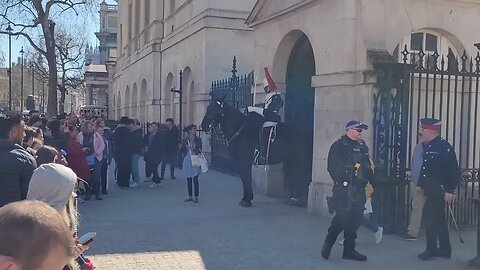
top-left (254, 122), bottom-right (278, 165)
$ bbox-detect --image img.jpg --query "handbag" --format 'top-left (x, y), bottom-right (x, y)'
top-left (190, 153), bottom-right (202, 167)
top-left (199, 152), bottom-right (209, 173)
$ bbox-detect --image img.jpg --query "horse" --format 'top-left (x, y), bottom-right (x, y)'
top-left (201, 97), bottom-right (305, 207)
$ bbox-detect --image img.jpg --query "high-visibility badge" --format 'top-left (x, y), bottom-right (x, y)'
top-left (343, 181), bottom-right (348, 187)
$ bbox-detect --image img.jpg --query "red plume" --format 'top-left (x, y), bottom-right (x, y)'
top-left (264, 67), bottom-right (277, 92)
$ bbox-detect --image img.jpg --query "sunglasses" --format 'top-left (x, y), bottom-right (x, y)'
top-left (354, 129), bottom-right (364, 133)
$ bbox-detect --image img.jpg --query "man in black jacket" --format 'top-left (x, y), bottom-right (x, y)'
top-left (321, 120), bottom-right (373, 262)
top-left (416, 118), bottom-right (459, 260)
top-left (160, 118), bottom-right (179, 180)
top-left (129, 119), bottom-right (144, 187)
top-left (0, 112), bottom-right (37, 207)
top-left (112, 117), bottom-right (132, 188)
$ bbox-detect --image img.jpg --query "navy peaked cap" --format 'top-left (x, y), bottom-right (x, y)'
top-left (346, 120), bottom-right (368, 131)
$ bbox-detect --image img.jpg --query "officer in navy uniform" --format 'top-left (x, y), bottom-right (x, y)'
top-left (417, 118), bottom-right (460, 260)
top-left (321, 120), bottom-right (373, 262)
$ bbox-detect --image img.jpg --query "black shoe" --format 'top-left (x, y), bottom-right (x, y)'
top-left (84, 195), bottom-right (91, 201)
top-left (418, 250), bottom-right (437, 260)
top-left (238, 200), bottom-right (252, 207)
top-left (343, 250), bottom-right (367, 261)
top-left (159, 177), bottom-right (164, 181)
top-left (436, 249), bottom-right (451, 259)
top-left (101, 191), bottom-right (108, 195)
top-left (95, 195), bottom-right (103, 201)
top-left (171, 176), bottom-right (175, 179)
top-left (321, 241), bottom-right (333, 259)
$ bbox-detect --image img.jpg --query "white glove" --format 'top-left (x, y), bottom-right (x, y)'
top-left (247, 106), bottom-right (264, 116)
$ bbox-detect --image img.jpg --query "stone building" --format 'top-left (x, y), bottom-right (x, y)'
top-left (246, 0), bottom-right (480, 214)
top-left (111, 0), bottom-right (256, 124)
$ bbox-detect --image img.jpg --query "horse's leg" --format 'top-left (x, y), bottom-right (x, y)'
top-left (239, 161), bottom-right (254, 205)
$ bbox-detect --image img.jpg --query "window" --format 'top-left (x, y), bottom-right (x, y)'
top-left (107, 16), bottom-right (117, 29)
top-left (144, 0), bottom-right (150, 28)
top-left (410, 33), bottom-right (423, 51)
top-left (128, 3), bottom-right (132, 41)
top-left (170, 0), bottom-right (175, 14)
top-left (135, 1), bottom-right (140, 36)
top-left (425, 33), bottom-right (437, 52)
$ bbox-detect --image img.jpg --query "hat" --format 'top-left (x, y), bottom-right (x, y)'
top-left (263, 67), bottom-right (277, 92)
top-left (420, 118), bottom-right (441, 130)
top-left (346, 120), bottom-right (368, 131)
top-left (27, 164), bottom-right (77, 211)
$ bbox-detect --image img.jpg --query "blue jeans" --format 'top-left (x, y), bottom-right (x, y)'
top-left (362, 214), bottom-right (379, 233)
top-left (131, 154), bottom-right (141, 183)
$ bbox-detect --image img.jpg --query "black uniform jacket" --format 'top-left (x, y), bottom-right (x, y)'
top-left (327, 135), bottom-right (373, 210)
top-left (417, 136), bottom-right (460, 197)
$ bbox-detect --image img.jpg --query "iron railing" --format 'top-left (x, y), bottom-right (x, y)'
top-left (373, 46), bottom-right (480, 232)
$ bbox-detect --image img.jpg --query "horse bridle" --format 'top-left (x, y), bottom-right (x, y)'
top-left (206, 101), bottom-right (247, 146)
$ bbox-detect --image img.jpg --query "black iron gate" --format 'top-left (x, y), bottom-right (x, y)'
top-left (209, 57), bottom-right (254, 174)
top-left (374, 46), bottom-right (480, 232)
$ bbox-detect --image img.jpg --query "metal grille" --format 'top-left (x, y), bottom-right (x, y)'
top-left (373, 46), bottom-right (480, 231)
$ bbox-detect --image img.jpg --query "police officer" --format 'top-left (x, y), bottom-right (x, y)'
top-left (417, 118), bottom-right (459, 260)
top-left (321, 120), bottom-right (373, 262)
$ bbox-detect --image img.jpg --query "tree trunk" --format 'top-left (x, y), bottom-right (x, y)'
top-left (44, 20), bottom-right (58, 117)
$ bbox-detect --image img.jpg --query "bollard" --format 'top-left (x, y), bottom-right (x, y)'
top-left (469, 199), bottom-right (480, 268)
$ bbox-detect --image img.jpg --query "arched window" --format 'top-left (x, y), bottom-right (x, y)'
top-left (170, 0), bottom-right (175, 14)
top-left (395, 30), bottom-right (460, 71)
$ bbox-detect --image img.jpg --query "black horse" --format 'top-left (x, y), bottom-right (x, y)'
top-left (201, 97), bottom-right (304, 207)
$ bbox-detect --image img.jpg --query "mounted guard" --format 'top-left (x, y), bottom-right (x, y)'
top-left (247, 67), bottom-right (284, 165)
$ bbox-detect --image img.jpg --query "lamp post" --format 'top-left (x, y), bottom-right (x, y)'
top-left (20, 47), bottom-right (24, 111)
top-left (30, 62), bottom-right (35, 98)
top-left (6, 24), bottom-right (13, 111)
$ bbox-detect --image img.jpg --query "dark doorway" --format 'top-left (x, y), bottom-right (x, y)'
top-left (284, 34), bottom-right (315, 206)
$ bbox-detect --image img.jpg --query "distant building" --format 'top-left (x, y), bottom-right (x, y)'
top-left (85, 0), bottom-right (118, 117)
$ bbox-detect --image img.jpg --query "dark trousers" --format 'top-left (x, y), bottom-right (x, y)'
top-left (161, 152), bottom-right (176, 178)
top-left (187, 176), bottom-right (199, 197)
top-left (325, 207), bottom-right (364, 254)
top-left (145, 155), bottom-right (153, 178)
top-left (423, 195), bottom-right (451, 253)
top-left (116, 156), bottom-right (131, 187)
top-left (87, 160), bottom-right (102, 197)
top-left (101, 160), bottom-right (108, 193)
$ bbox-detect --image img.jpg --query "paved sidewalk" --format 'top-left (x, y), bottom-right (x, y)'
top-left (79, 166), bottom-right (477, 270)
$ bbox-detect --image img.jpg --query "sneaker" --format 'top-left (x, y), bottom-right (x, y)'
top-left (149, 183), bottom-right (161, 188)
top-left (193, 197), bottom-right (199, 203)
top-left (375, 227), bottom-right (383, 244)
top-left (130, 183), bottom-right (139, 188)
top-left (397, 233), bottom-right (417, 241)
top-left (171, 176), bottom-right (176, 180)
top-left (77, 198), bottom-right (85, 203)
top-left (184, 197), bottom-right (194, 202)
top-left (338, 239), bottom-right (344, 245)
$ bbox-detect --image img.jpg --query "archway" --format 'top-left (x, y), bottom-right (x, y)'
top-left (183, 67), bottom-right (192, 127)
top-left (125, 86), bottom-right (130, 118)
top-left (140, 79), bottom-right (147, 122)
top-left (131, 83), bottom-right (138, 120)
top-left (276, 31), bottom-right (315, 205)
top-left (188, 81), bottom-right (195, 125)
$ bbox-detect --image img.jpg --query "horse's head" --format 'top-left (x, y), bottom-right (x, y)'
top-left (201, 96), bottom-right (225, 133)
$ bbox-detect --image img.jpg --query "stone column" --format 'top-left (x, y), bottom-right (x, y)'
top-left (307, 71), bottom-right (376, 215)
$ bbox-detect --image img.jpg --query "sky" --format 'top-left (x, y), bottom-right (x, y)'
top-left (0, 0), bottom-right (117, 67)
